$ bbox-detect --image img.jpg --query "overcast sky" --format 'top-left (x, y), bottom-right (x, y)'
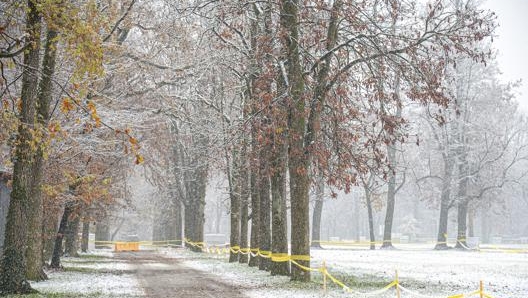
top-left (484, 0), bottom-right (528, 111)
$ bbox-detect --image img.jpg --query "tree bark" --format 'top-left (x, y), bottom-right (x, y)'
top-left (258, 152), bottom-right (271, 271)
top-left (364, 186), bottom-right (376, 250)
top-left (271, 141), bottom-right (289, 276)
top-left (173, 200), bottom-right (183, 246)
top-left (481, 206), bottom-right (489, 243)
top-left (65, 213), bottom-right (80, 257)
top-left (0, 1), bottom-right (41, 293)
top-left (381, 102), bottom-right (402, 250)
top-left (42, 203), bottom-right (60, 264)
top-left (95, 217), bottom-right (110, 249)
top-left (0, 178), bottom-right (9, 250)
top-left (280, 0), bottom-right (310, 282)
top-left (311, 174), bottom-right (324, 249)
top-left (229, 149), bottom-right (240, 263)
top-left (239, 143), bottom-right (250, 265)
top-left (81, 218), bottom-right (90, 252)
top-left (468, 207), bottom-right (475, 238)
top-left (184, 157), bottom-right (207, 253)
top-left (435, 158), bottom-right (454, 250)
top-left (381, 168), bottom-right (396, 249)
top-left (455, 151), bottom-right (469, 249)
top-left (280, 0), bottom-right (341, 281)
top-left (25, 26), bottom-right (59, 281)
top-left (248, 162), bottom-right (260, 267)
top-left (455, 199), bottom-right (469, 249)
top-left (50, 202), bottom-right (74, 268)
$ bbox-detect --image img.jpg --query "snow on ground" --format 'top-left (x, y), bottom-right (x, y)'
top-left (163, 244), bottom-right (528, 298)
top-left (312, 246), bottom-right (528, 298)
top-left (7, 245), bottom-right (525, 298)
top-left (26, 250), bottom-right (144, 298)
top-left (165, 248), bottom-right (346, 298)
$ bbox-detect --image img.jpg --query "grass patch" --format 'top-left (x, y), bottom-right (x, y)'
top-left (63, 259), bottom-right (115, 265)
top-left (311, 271), bottom-right (394, 290)
top-left (62, 266), bottom-right (96, 273)
top-left (77, 254), bottom-right (108, 260)
top-left (62, 266), bottom-right (137, 275)
top-left (4, 291), bottom-right (139, 298)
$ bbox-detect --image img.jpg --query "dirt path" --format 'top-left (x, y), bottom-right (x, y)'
top-left (117, 250), bottom-right (248, 298)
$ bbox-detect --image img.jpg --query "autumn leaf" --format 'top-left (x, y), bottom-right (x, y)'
top-left (129, 137), bottom-right (138, 146)
top-left (16, 98), bottom-right (22, 113)
top-left (60, 98), bottom-right (75, 113)
top-left (135, 154), bottom-right (144, 165)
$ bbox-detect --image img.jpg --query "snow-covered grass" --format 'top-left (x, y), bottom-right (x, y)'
top-left (166, 248), bottom-right (343, 298)
top-left (312, 246), bottom-right (528, 298)
top-left (162, 245), bottom-right (528, 298)
top-left (6, 250), bottom-right (144, 298)
top-left (5, 245), bottom-right (525, 298)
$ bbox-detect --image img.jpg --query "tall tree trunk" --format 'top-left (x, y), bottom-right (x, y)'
top-left (50, 202), bottom-right (74, 268)
top-left (194, 169), bottom-right (207, 250)
top-left (381, 102), bottom-right (402, 249)
top-left (239, 143), bottom-right (250, 265)
top-left (152, 214), bottom-right (163, 241)
top-left (381, 166), bottom-right (396, 249)
top-left (365, 187), bottom-right (376, 250)
top-left (280, 0), bottom-right (310, 282)
top-left (95, 217), bottom-right (110, 249)
top-left (258, 152), bottom-right (271, 271)
top-left (229, 149), bottom-right (240, 263)
top-left (455, 146), bottom-right (469, 249)
top-left (435, 159), bottom-right (454, 250)
top-left (481, 206), bottom-right (489, 243)
top-left (0, 178), bottom-right (8, 249)
top-left (183, 203), bottom-right (193, 247)
top-left (65, 213), bottom-right (80, 257)
top-left (110, 217), bottom-right (125, 241)
top-left (467, 206), bottom-right (475, 238)
top-left (0, 1), bottom-right (41, 293)
top-left (0, 179), bottom-right (8, 250)
top-left (435, 193), bottom-right (451, 249)
top-left (248, 163), bottom-right (260, 267)
top-left (311, 174), bottom-right (324, 249)
top-left (455, 110), bottom-right (469, 249)
top-left (354, 198), bottom-right (360, 242)
top-left (281, 0), bottom-right (340, 281)
top-left (25, 27), bottom-right (59, 281)
top-left (215, 198), bottom-right (222, 234)
top-left (81, 218), bottom-right (90, 252)
top-left (174, 200), bottom-right (183, 246)
top-left (184, 163), bottom-right (207, 253)
top-left (42, 202), bottom-right (61, 264)
top-left (271, 141), bottom-right (289, 276)
top-left (455, 199), bottom-right (469, 249)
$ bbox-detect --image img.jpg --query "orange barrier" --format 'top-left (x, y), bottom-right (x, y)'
top-left (114, 242), bottom-right (139, 252)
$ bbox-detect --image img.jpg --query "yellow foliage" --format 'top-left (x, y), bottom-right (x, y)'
top-left (135, 154), bottom-right (144, 165)
top-left (60, 98), bottom-right (75, 113)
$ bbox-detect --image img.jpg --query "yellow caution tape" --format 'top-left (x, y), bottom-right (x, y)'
top-left (290, 260), bottom-right (318, 272)
top-left (290, 254), bottom-right (311, 261)
top-left (178, 240), bottom-right (502, 298)
top-left (270, 253), bottom-right (290, 262)
top-left (258, 250), bottom-right (272, 258)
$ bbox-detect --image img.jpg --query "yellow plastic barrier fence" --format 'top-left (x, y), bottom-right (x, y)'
top-left (182, 239), bottom-right (500, 298)
top-left (311, 239), bottom-right (528, 254)
top-left (114, 242), bottom-right (139, 252)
